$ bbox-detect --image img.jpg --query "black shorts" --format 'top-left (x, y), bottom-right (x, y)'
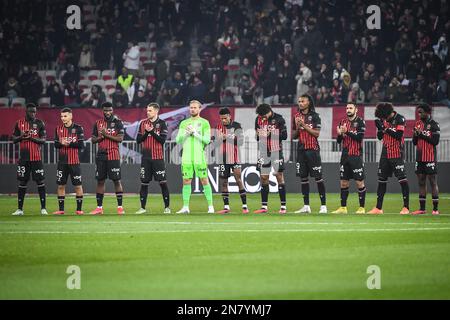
top-left (17, 160), bottom-right (45, 182)
top-left (340, 156), bottom-right (365, 181)
top-left (296, 149), bottom-right (323, 179)
top-left (415, 161), bottom-right (437, 175)
top-left (218, 164), bottom-right (241, 179)
top-left (57, 163), bottom-right (82, 186)
top-left (378, 157), bottom-right (406, 179)
top-left (256, 151), bottom-right (285, 175)
top-left (96, 159), bottom-right (121, 181)
top-left (140, 159), bottom-right (167, 182)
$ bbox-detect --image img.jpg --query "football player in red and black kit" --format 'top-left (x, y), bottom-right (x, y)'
top-left (369, 102), bottom-right (410, 215)
top-left (53, 108), bottom-right (85, 215)
top-left (254, 103), bottom-right (288, 214)
top-left (212, 107), bottom-right (248, 214)
top-left (11, 104), bottom-right (48, 215)
top-left (332, 102), bottom-right (367, 214)
top-left (90, 102), bottom-right (125, 215)
top-left (292, 94), bottom-right (327, 214)
top-left (135, 103), bottom-right (171, 214)
top-left (411, 104), bottom-right (440, 215)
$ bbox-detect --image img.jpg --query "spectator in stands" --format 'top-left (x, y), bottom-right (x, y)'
top-left (277, 59), bottom-right (296, 103)
top-left (237, 57), bottom-right (251, 80)
top-left (5, 77), bottom-right (22, 105)
top-left (385, 77), bottom-right (401, 102)
top-left (221, 89), bottom-right (236, 105)
top-left (61, 64), bottom-right (80, 86)
top-left (205, 73), bottom-right (222, 104)
top-left (38, 36), bottom-right (54, 70)
top-left (394, 33), bottom-right (413, 73)
top-left (295, 62), bottom-right (312, 100)
top-left (165, 71), bottom-right (187, 102)
top-left (217, 26), bottom-right (240, 62)
top-left (94, 29), bottom-right (112, 71)
top-left (316, 86), bottom-right (333, 106)
top-left (347, 83), bottom-right (365, 104)
top-left (78, 44), bottom-right (93, 71)
top-left (238, 73), bottom-right (254, 104)
top-left (187, 74), bottom-right (207, 102)
top-left (112, 85), bottom-right (129, 108)
top-left (144, 81), bottom-right (158, 103)
top-left (112, 33), bottom-right (127, 75)
top-left (18, 66), bottom-right (33, 102)
top-left (46, 80), bottom-right (64, 108)
top-left (341, 71), bottom-right (352, 103)
top-left (55, 45), bottom-right (67, 79)
top-left (122, 40), bottom-right (140, 77)
top-left (64, 81), bottom-right (82, 107)
top-left (262, 66), bottom-right (278, 105)
top-left (82, 85), bottom-right (106, 108)
top-left (117, 67), bottom-right (134, 92)
top-left (131, 89), bottom-right (150, 108)
top-left (252, 54), bottom-right (265, 86)
top-left (127, 76), bottom-right (144, 103)
top-left (315, 63), bottom-right (331, 89)
top-left (437, 66), bottom-right (450, 107)
top-left (27, 72), bottom-right (44, 105)
top-left (198, 35), bottom-right (216, 68)
top-left (367, 81), bottom-right (386, 104)
top-left (330, 79), bottom-right (343, 103)
top-left (433, 36), bottom-right (448, 63)
top-left (332, 62), bottom-right (347, 81)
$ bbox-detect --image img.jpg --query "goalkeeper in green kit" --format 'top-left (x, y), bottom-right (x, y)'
top-left (175, 100), bottom-right (214, 213)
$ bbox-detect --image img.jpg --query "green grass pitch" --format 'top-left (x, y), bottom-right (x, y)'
top-left (0, 192), bottom-right (449, 299)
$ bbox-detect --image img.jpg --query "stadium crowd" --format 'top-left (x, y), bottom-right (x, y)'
top-left (0, 0), bottom-right (449, 108)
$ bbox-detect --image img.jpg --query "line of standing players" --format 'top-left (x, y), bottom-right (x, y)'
top-left (10, 96), bottom-right (440, 215)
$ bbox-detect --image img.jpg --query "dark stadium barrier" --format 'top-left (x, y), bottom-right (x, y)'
top-left (1, 163), bottom-right (449, 194)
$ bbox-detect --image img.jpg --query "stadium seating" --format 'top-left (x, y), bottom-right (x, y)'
top-left (78, 79), bottom-right (91, 91)
top-left (0, 97), bottom-right (9, 108)
top-left (104, 79), bottom-right (117, 91)
top-left (45, 70), bottom-right (57, 82)
top-left (92, 79), bottom-right (105, 88)
top-left (11, 97), bottom-right (26, 108)
top-left (38, 97), bottom-right (51, 108)
top-left (101, 70), bottom-right (116, 81)
top-left (87, 70), bottom-right (101, 81)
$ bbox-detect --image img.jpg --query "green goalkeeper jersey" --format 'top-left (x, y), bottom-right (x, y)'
top-left (176, 117), bottom-right (211, 164)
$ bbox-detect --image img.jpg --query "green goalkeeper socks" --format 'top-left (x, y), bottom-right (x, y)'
top-left (182, 184), bottom-right (191, 207)
top-left (203, 184), bottom-right (213, 206)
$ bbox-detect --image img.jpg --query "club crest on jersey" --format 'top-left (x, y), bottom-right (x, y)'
top-left (353, 122), bottom-right (358, 127)
top-left (272, 119), bottom-right (276, 124)
top-left (427, 124), bottom-right (431, 129)
top-left (111, 123), bottom-right (115, 127)
top-left (33, 124), bottom-right (37, 129)
top-left (155, 123), bottom-right (160, 128)
top-left (72, 129), bottom-right (76, 134)
top-left (308, 116), bottom-right (312, 121)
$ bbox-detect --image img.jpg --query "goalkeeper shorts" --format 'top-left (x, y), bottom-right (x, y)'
top-left (182, 163), bottom-right (208, 179)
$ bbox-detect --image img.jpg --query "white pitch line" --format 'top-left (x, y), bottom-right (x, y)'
top-left (1, 221), bottom-right (450, 226)
top-left (2, 227), bottom-right (450, 234)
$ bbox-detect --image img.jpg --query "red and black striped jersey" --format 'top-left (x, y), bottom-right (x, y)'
top-left (92, 116), bottom-right (124, 161)
top-left (13, 118), bottom-right (46, 161)
top-left (255, 113), bottom-right (287, 153)
top-left (381, 112), bottom-right (405, 159)
top-left (412, 118), bottom-right (440, 162)
top-left (337, 116), bottom-right (365, 157)
top-left (136, 118), bottom-right (168, 160)
top-left (214, 121), bottom-right (243, 164)
top-left (54, 123), bottom-right (84, 165)
top-left (293, 111), bottom-right (321, 150)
